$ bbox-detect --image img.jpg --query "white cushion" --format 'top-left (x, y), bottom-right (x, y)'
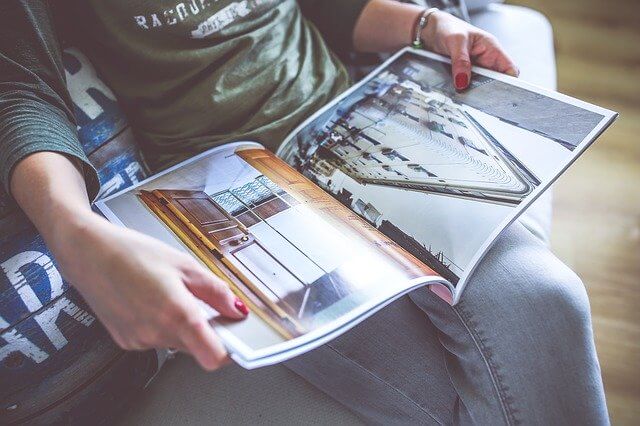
top-left (465, 0), bottom-right (504, 13)
top-left (118, 5), bottom-right (557, 425)
top-left (471, 4), bottom-right (556, 90)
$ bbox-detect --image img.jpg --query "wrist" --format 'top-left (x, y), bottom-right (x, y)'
top-left (47, 207), bottom-right (105, 264)
top-left (353, 1), bottom-right (429, 52)
top-left (419, 8), bottom-right (442, 49)
top-left (412, 8), bottom-right (439, 49)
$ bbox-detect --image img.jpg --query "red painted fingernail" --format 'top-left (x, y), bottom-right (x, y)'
top-left (234, 298), bottom-right (249, 316)
top-left (455, 73), bottom-right (468, 90)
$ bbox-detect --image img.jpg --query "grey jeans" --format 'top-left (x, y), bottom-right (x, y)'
top-left (285, 195), bottom-right (609, 425)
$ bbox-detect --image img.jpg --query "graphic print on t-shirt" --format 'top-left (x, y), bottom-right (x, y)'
top-left (131, 0), bottom-right (275, 38)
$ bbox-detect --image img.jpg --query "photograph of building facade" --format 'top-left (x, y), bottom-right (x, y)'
top-left (299, 73), bottom-right (539, 206)
top-left (382, 53), bottom-right (605, 151)
top-left (279, 50), bottom-right (588, 285)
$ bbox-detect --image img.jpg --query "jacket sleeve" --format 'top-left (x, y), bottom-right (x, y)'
top-left (297, 0), bottom-right (371, 54)
top-left (0, 0), bottom-right (100, 201)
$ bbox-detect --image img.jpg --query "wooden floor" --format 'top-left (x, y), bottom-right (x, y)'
top-left (506, 1), bottom-right (640, 423)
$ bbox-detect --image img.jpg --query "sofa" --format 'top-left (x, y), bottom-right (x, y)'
top-left (114, 4), bottom-right (557, 425)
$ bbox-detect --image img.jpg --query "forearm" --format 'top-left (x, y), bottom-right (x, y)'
top-left (10, 152), bottom-right (99, 255)
top-left (10, 151), bottom-right (245, 369)
top-left (1, 0), bottom-right (101, 228)
top-left (353, 0), bottom-right (424, 52)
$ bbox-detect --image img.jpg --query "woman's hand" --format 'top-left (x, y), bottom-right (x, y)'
top-left (51, 211), bottom-right (249, 371)
top-left (353, 1), bottom-right (519, 89)
top-left (12, 150), bottom-right (248, 372)
top-left (422, 10), bottom-right (519, 90)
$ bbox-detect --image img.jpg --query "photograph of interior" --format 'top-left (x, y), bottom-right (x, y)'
top-left (134, 149), bottom-right (436, 342)
top-left (137, 175), bottom-right (359, 340)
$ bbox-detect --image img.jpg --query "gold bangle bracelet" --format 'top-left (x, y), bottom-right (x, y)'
top-left (412, 7), bottom-right (439, 49)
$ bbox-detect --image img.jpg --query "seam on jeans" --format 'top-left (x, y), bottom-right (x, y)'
top-left (451, 303), bottom-right (519, 425)
top-left (325, 344), bottom-right (445, 426)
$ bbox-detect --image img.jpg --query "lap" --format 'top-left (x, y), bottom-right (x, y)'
top-left (411, 222), bottom-right (593, 423)
top-left (410, 221), bottom-right (600, 424)
top-left (286, 296), bottom-right (457, 424)
top-left (288, 220), bottom-right (603, 425)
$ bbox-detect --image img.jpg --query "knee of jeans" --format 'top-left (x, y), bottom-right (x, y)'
top-left (529, 264), bottom-right (592, 333)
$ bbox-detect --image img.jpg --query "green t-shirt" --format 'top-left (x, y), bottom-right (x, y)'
top-left (0, 0), bottom-right (369, 197)
top-left (77, 0), bottom-right (361, 170)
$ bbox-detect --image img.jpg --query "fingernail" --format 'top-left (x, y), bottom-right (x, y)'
top-left (455, 73), bottom-right (468, 90)
top-left (234, 298), bottom-right (249, 316)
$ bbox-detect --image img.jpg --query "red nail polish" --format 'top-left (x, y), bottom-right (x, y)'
top-left (455, 73), bottom-right (468, 90)
top-left (234, 298), bottom-right (249, 316)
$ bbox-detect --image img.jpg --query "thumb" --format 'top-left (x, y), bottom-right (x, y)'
top-left (184, 265), bottom-right (249, 320)
top-left (447, 34), bottom-right (472, 90)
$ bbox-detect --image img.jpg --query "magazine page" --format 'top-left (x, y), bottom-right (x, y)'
top-left (278, 47), bottom-right (617, 303)
top-left (95, 142), bottom-right (448, 368)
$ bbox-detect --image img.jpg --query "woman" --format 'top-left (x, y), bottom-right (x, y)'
top-left (0, 0), bottom-right (608, 423)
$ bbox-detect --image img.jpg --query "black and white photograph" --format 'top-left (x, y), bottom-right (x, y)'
top-left (280, 49), bottom-right (610, 285)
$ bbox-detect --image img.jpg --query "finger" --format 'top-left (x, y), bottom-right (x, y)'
top-left (491, 44), bottom-right (518, 76)
top-left (183, 264), bottom-right (249, 319)
top-left (108, 328), bottom-right (134, 351)
top-left (180, 316), bottom-right (229, 371)
top-left (501, 59), bottom-right (519, 78)
top-left (477, 34), bottom-right (519, 77)
top-left (445, 33), bottom-right (472, 90)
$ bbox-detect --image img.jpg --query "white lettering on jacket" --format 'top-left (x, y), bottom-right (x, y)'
top-left (64, 48), bottom-right (117, 121)
top-left (0, 251), bottom-right (96, 364)
top-left (0, 317), bottom-right (48, 364)
top-left (1, 251), bottom-right (63, 313)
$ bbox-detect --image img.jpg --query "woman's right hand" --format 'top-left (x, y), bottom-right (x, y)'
top-left (50, 210), bottom-right (249, 371)
top-left (10, 135), bottom-right (248, 374)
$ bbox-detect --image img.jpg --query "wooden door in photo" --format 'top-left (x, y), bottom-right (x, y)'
top-left (150, 190), bottom-right (306, 319)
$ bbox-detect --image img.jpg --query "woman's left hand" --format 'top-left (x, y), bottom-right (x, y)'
top-left (422, 10), bottom-right (519, 90)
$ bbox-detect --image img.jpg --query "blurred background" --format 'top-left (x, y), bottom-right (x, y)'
top-left (505, 0), bottom-right (640, 424)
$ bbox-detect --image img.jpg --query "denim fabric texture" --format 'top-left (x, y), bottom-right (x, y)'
top-left (286, 215), bottom-right (609, 425)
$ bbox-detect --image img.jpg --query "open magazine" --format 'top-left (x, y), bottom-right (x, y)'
top-left (95, 48), bottom-right (617, 368)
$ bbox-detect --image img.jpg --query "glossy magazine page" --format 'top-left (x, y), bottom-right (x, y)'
top-left (278, 47), bottom-right (617, 303)
top-left (95, 143), bottom-right (448, 368)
